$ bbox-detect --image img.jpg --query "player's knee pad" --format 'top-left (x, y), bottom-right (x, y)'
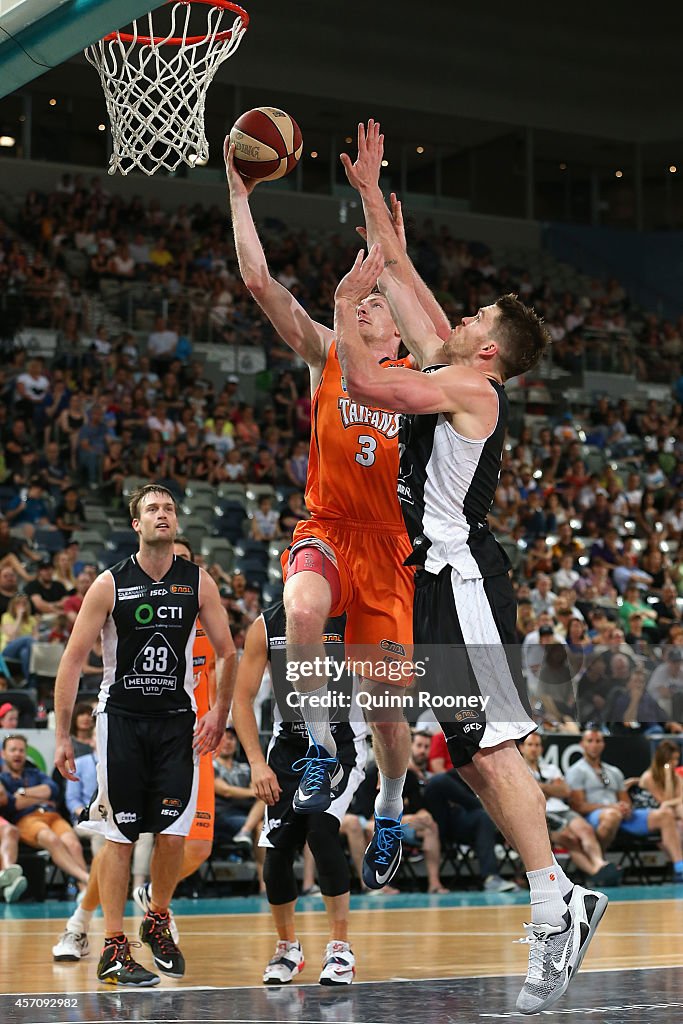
top-left (264, 847), bottom-right (298, 905)
top-left (287, 538), bottom-right (341, 608)
top-left (306, 814), bottom-right (349, 897)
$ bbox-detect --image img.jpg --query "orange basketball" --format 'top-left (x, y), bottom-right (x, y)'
top-left (228, 106), bottom-right (303, 181)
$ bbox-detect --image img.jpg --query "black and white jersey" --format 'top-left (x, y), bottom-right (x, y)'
top-left (97, 554), bottom-right (200, 718)
top-left (262, 602), bottom-right (368, 746)
top-left (399, 372), bottom-right (511, 580)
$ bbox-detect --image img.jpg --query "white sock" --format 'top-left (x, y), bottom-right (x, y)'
top-left (374, 772), bottom-right (406, 821)
top-left (67, 906), bottom-right (93, 934)
top-left (300, 683), bottom-right (335, 756)
top-left (552, 854), bottom-right (573, 899)
top-left (526, 865), bottom-right (567, 927)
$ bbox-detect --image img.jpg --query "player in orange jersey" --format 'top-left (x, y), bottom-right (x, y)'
top-left (227, 126), bottom-right (451, 888)
top-left (52, 535), bottom-right (224, 962)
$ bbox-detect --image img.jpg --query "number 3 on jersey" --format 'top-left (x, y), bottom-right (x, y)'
top-left (355, 434), bottom-right (377, 467)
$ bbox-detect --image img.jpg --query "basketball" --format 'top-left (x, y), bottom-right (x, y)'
top-left (228, 106), bottom-right (303, 181)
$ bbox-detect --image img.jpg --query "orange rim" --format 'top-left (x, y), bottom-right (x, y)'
top-left (103, 0), bottom-right (249, 46)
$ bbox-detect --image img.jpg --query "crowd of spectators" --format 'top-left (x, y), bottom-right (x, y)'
top-left (0, 174), bottom-right (682, 726)
top-left (1, 172), bottom-right (683, 898)
top-left (3, 172), bottom-right (683, 388)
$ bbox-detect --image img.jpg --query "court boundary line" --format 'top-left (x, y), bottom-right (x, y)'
top-left (4, 961), bottom-right (683, 1001)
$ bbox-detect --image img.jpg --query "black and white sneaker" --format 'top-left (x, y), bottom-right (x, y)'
top-left (292, 745), bottom-right (343, 814)
top-left (565, 882), bottom-right (609, 977)
top-left (139, 910), bottom-right (185, 978)
top-left (97, 936), bottom-right (159, 987)
top-left (362, 816), bottom-right (403, 890)
top-left (133, 882), bottom-right (180, 943)
top-left (515, 883), bottom-right (608, 1014)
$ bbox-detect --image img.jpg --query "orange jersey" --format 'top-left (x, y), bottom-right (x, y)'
top-left (192, 618), bottom-right (215, 718)
top-left (188, 617), bottom-right (216, 841)
top-left (304, 342), bottom-right (409, 526)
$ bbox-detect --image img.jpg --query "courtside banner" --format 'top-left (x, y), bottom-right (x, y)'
top-left (0, 729), bottom-right (55, 772)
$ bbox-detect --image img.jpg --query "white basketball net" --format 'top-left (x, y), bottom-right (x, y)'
top-left (85, 1), bottom-right (248, 176)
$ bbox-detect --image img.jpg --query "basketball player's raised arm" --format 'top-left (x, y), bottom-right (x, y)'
top-left (336, 247), bottom-right (491, 417)
top-left (231, 615), bottom-right (282, 806)
top-left (226, 143), bottom-right (333, 375)
top-left (54, 572), bottom-right (115, 781)
top-left (195, 568), bottom-right (237, 755)
top-left (341, 120), bottom-right (451, 359)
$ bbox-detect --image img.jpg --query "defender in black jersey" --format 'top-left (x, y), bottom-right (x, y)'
top-left (54, 485), bottom-right (236, 986)
top-left (333, 225), bottom-right (606, 1013)
top-left (231, 603), bottom-right (367, 986)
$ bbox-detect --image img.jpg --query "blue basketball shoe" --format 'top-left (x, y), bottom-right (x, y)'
top-left (362, 816), bottom-right (404, 889)
top-left (292, 745), bottom-right (344, 814)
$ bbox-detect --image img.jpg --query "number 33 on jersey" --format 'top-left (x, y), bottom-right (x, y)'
top-left (97, 554), bottom-right (201, 717)
top-left (304, 343), bottom-right (409, 527)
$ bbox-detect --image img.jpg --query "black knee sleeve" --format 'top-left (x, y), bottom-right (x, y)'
top-left (306, 814), bottom-right (350, 897)
top-left (264, 846), bottom-right (299, 906)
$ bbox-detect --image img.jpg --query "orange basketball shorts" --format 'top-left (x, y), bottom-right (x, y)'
top-left (187, 750), bottom-right (215, 842)
top-left (282, 517), bottom-right (415, 685)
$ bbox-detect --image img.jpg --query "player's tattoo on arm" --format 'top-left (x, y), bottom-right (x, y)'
top-left (384, 258), bottom-right (398, 267)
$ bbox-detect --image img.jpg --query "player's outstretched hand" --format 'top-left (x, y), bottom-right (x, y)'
top-left (251, 762), bottom-right (282, 806)
top-left (55, 737), bottom-right (79, 782)
top-left (335, 243), bottom-right (385, 304)
top-left (355, 189), bottom-right (407, 252)
top-left (224, 140), bottom-right (258, 198)
top-left (193, 705), bottom-right (227, 756)
top-left (341, 118), bottom-right (384, 193)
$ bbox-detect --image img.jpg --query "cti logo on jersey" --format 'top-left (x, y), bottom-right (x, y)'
top-left (338, 398), bottom-right (401, 438)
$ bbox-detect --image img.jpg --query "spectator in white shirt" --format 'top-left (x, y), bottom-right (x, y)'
top-left (15, 359), bottom-right (50, 411)
top-left (108, 243), bottom-right (135, 279)
top-left (530, 574), bottom-right (557, 617)
top-left (250, 495), bottom-right (281, 542)
top-left (146, 401), bottom-right (177, 443)
top-left (553, 554), bottom-right (580, 592)
top-left (147, 316), bottom-right (178, 374)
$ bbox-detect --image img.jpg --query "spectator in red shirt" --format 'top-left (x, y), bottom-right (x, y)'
top-left (428, 730), bottom-right (453, 773)
top-left (64, 572), bottom-right (93, 627)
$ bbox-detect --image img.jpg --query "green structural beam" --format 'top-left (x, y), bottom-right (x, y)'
top-left (0, 0), bottom-right (160, 97)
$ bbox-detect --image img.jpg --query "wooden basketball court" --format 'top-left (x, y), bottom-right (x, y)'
top-left (2, 887), bottom-right (683, 1023)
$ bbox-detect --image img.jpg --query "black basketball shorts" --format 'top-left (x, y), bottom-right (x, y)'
top-left (413, 565), bottom-right (534, 768)
top-left (79, 711), bottom-right (198, 843)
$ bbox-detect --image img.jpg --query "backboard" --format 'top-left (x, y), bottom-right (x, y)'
top-left (0, 1), bottom-right (160, 98)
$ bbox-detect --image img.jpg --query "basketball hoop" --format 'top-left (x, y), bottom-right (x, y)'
top-left (85, 0), bottom-right (249, 176)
